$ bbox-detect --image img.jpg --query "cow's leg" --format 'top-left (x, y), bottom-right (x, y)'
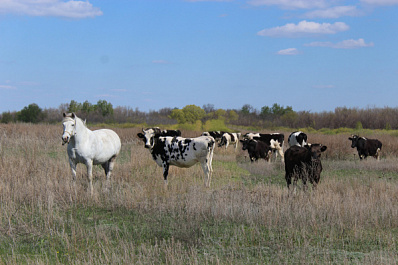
top-left (201, 161), bottom-right (212, 187)
top-left (162, 162), bottom-right (170, 186)
top-left (302, 176), bottom-right (308, 192)
top-left (285, 173), bottom-right (292, 189)
top-left (208, 143), bottom-right (215, 173)
top-left (293, 176), bottom-right (299, 194)
top-left (278, 148), bottom-right (284, 163)
top-left (273, 149), bottom-right (278, 162)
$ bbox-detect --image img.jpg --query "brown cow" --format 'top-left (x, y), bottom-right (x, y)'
top-left (284, 144), bottom-right (327, 192)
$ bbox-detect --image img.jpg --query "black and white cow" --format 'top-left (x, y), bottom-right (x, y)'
top-left (240, 138), bottom-right (272, 162)
top-left (218, 132), bottom-right (241, 150)
top-left (284, 144), bottom-right (327, 192)
top-left (201, 131), bottom-right (225, 142)
top-left (288, 131), bottom-right (308, 147)
top-left (348, 135), bottom-right (382, 160)
top-left (137, 129), bottom-right (215, 187)
top-left (243, 133), bottom-right (285, 162)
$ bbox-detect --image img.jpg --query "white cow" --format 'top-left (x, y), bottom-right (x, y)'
top-left (288, 131), bottom-right (308, 147)
top-left (218, 132), bottom-right (241, 151)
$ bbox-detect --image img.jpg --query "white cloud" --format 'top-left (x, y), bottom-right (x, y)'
top-left (247, 0), bottom-right (328, 9)
top-left (360, 0), bottom-right (398, 5)
top-left (152, 60), bottom-right (171, 64)
top-left (0, 85), bottom-right (16, 90)
top-left (303, 6), bottom-right (362, 18)
top-left (257, 20), bottom-right (349, 37)
top-left (0, 0), bottom-right (103, 18)
top-left (305, 38), bottom-right (374, 49)
top-left (313, 84), bottom-right (334, 89)
top-left (277, 48), bottom-right (299, 55)
top-left (111, 89), bottom-right (128, 92)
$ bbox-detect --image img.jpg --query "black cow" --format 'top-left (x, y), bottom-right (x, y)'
top-left (137, 128), bottom-right (215, 187)
top-left (240, 138), bottom-right (271, 162)
top-left (348, 135), bottom-right (382, 160)
top-left (243, 133), bottom-right (285, 162)
top-left (288, 131), bottom-right (308, 147)
top-left (284, 144), bottom-right (327, 191)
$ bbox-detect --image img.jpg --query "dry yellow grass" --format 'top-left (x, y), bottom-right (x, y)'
top-left (0, 123), bottom-right (397, 264)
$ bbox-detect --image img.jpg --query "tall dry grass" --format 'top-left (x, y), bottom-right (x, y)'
top-left (0, 124), bottom-right (397, 264)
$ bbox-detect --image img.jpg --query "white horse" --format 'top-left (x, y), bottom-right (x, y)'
top-left (62, 112), bottom-right (121, 195)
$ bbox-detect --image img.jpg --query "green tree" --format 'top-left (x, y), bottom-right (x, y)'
top-left (182, 105), bottom-right (205, 124)
top-left (1, 111), bottom-right (14, 123)
top-left (170, 105), bottom-right (205, 124)
top-left (95, 100), bottom-right (113, 116)
top-left (214, 109), bottom-right (227, 119)
top-left (17, 103), bottom-right (43, 123)
top-left (241, 104), bottom-right (254, 115)
top-left (227, 110), bottom-right (238, 122)
top-left (68, 100), bottom-right (82, 113)
top-left (260, 105), bottom-right (272, 118)
top-left (81, 100), bottom-right (94, 113)
top-left (261, 103), bottom-right (294, 118)
top-left (170, 109), bottom-right (186, 123)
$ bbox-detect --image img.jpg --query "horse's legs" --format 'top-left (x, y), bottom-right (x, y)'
top-left (69, 159), bottom-right (77, 198)
top-left (86, 161), bottom-right (94, 196)
top-left (69, 158), bottom-right (77, 179)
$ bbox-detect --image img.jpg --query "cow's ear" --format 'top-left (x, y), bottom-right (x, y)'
top-left (348, 137), bottom-right (352, 140)
top-left (137, 133), bottom-right (144, 139)
top-left (321, 146), bottom-right (327, 152)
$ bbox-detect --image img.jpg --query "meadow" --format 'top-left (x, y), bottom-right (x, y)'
top-left (0, 123), bottom-right (398, 264)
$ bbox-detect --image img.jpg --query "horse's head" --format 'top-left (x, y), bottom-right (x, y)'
top-left (62, 112), bottom-right (77, 145)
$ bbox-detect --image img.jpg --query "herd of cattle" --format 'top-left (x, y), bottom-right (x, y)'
top-left (136, 127), bottom-right (383, 191)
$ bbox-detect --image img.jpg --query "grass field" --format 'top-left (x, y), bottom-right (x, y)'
top-left (0, 123), bottom-right (398, 264)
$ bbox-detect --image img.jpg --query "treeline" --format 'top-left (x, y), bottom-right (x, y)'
top-left (1, 100), bottom-right (398, 130)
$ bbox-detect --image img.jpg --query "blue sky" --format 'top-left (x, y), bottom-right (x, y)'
top-left (1, 0), bottom-right (398, 113)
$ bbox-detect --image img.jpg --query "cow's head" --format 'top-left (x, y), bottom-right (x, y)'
top-left (348, 135), bottom-right (359, 148)
top-left (305, 144), bottom-right (327, 161)
top-left (137, 127), bottom-right (161, 149)
top-left (62, 112), bottom-right (77, 145)
top-left (240, 138), bottom-right (252, 150)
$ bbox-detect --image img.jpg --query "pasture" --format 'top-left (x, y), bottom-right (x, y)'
top-left (1, 123), bottom-right (398, 264)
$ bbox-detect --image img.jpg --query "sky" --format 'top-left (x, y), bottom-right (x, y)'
top-left (1, 0), bottom-right (398, 114)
